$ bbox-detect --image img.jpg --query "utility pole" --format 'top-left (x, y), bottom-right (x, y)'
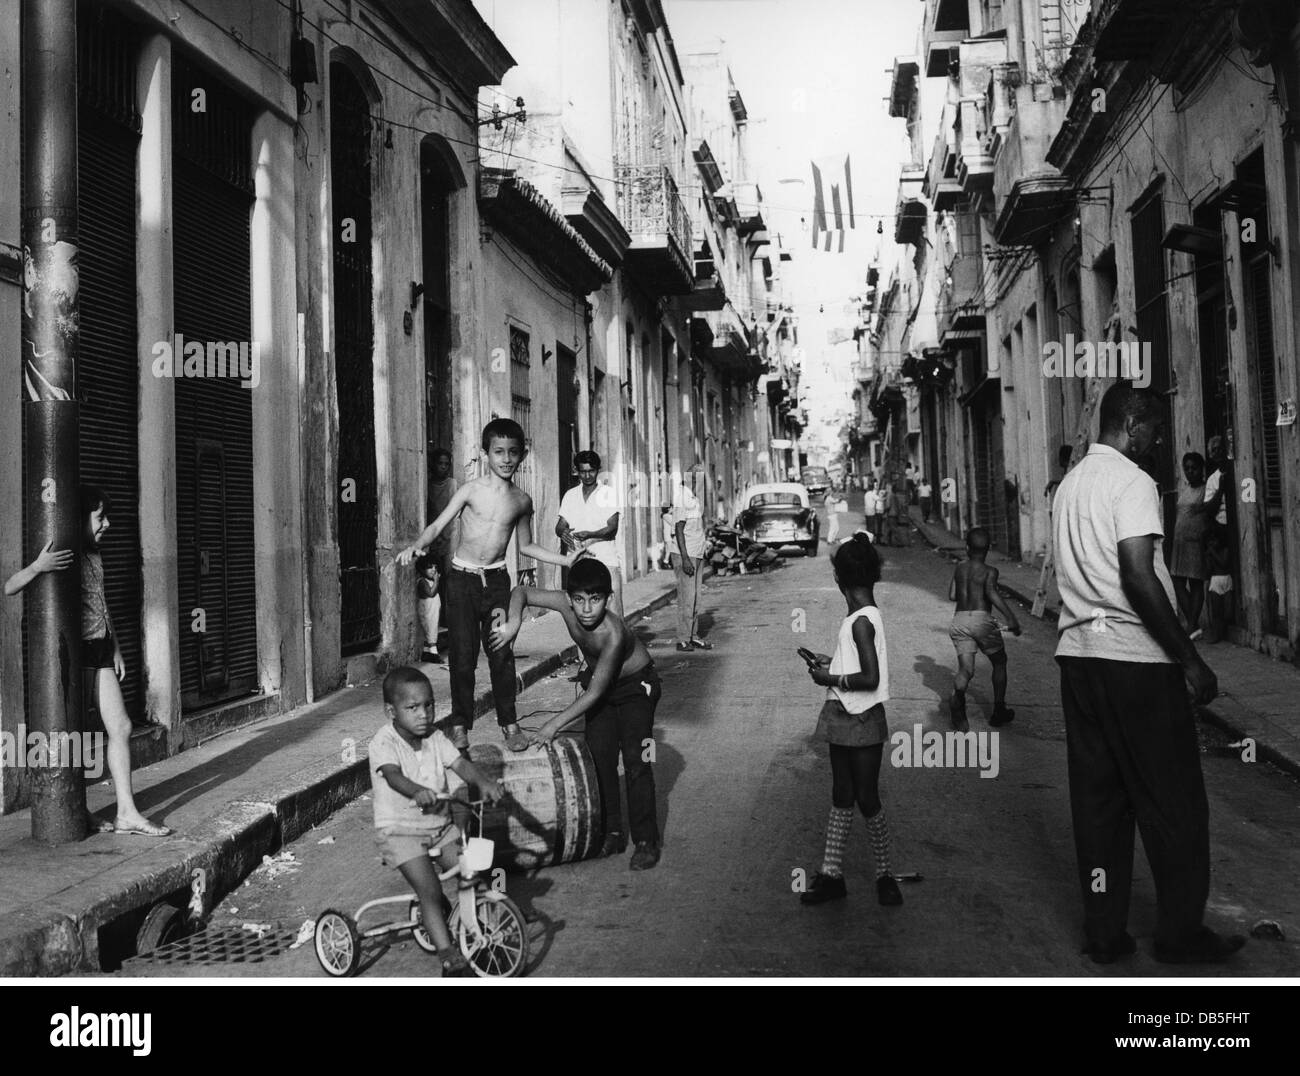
top-left (22, 0), bottom-right (86, 843)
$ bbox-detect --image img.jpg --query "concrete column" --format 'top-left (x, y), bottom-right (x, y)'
top-left (250, 112), bottom-right (305, 708)
top-left (135, 34), bottom-right (181, 736)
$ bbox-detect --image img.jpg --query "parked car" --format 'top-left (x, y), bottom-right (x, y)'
top-left (736, 483), bottom-right (820, 556)
top-left (800, 466), bottom-right (830, 500)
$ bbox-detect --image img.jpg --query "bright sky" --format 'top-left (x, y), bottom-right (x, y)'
top-left (665, 0), bottom-right (925, 456)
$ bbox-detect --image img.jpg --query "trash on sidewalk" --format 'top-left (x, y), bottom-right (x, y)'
top-left (289, 918), bottom-right (315, 949)
top-left (317, 835), bottom-right (336, 845)
top-left (241, 922), bottom-right (272, 937)
top-left (252, 851), bottom-right (300, 881)
top-left (1250, 919), bottom-right (1285, 940)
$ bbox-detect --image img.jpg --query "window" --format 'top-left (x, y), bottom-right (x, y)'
top-left (509, 325), bottom-right (531, 445)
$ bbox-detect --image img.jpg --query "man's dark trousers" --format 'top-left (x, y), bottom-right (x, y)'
top-left (583, 666), bottom-right (662, 846)
top-left (1058, 657), bottom-right (1210, 948)
top-left (445, 565), bottom-right (517, 731)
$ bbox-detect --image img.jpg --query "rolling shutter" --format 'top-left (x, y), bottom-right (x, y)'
top-left (171, 57), bottom-right (258, 711)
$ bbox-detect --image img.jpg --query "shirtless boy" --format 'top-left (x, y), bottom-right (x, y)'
top-left (488, 558), bottom-right (663, 871)
top-left (947, 527), bottom-right (1021, 731)
top-left (397, 418), bottom-right (574, 753)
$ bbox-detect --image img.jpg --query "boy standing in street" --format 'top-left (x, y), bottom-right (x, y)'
top-left (947, 527), bottom-right (1022, 730)
top-left (556, 450), bottom-right (623, 614)
top-left (397, 419), bottom-right (574, 753)
top-left (669, 462), bottom-right (712, 652)
top-left (490, 558), bottom-right (663, 870)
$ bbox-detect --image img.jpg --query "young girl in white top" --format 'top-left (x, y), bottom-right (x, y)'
top-left (801, 532), bottom-right (901, 906)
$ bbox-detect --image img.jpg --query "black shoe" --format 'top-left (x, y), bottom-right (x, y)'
top-left (1082, 932), bottom-right (1137, 965)
top-left (599, 831), bottom-right (628, 858)
top-left (629, 842), bottom-right (660, 871)
top-left (876, 875), bottom-right (903, 906)
top-left (1153, 927), bottom-right (1246, 965)
top-left (990, 706), bottom-right (1016, 727)
top-left (800, 872), bottom-right (847, 905)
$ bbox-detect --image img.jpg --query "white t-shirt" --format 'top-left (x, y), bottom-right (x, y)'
top-left (1053, 443), bottom-right (1179, 663)
top-left (669, 483), bottom-right (706, 557)
top-left (918, 481), bottom-right (932, 499)
top-left (828, 605), bottom-right (889, 714)
top-left (1203, 467), bottom-right (1228, 526)
top-left (559, 482), bottom-right (621, 568)
top-left (369, 723), bottom-right (463, 832)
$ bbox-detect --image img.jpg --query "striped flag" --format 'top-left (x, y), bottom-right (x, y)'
top-left (810, 155), bottom-right (855, 252)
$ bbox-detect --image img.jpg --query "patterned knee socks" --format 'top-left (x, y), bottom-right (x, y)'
top-left (866, 809), bottom-right (893, 879)
top-left (820, 807), bottom-right (854, 877)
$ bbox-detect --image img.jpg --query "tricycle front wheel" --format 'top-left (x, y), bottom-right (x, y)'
top-left (314, 910), bottom-right (360, 977)
top-left (450, 892), bottom-right (531, 977)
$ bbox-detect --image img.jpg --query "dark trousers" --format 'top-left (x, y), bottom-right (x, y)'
top-left (1058, 657), bottom-right (1210, 948)
top-left (445, 566), bottom-right (517, 730)
top-left (585, 667), bottom-right (661, 845)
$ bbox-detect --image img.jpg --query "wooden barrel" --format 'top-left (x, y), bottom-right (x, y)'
top-left (468, 735), bottom-right (603, 871)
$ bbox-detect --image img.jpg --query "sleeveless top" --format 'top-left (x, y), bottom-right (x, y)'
top-left (827, 605), bottom-right (888, 714)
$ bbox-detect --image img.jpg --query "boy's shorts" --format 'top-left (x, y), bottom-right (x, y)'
top-left (949, 611), bottom-right (1004, 657)
top-left (375, 822), bottom-right (460, 869)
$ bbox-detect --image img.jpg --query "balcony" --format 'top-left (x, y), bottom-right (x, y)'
top-left (1092, 0), bottom-right (1184, 62)
top-left (888, 55), bottom-right (920, 118)
top-left (615, 164), bottom-right (693, 295)
top-left (894, 166), bottom-right (927, 246)
top-left (923, 0), bottom-right (969, 77)
top-left (955, 99), bottom-right (994, 196)
top-left (923, 104), bottom-right (962, 212)
top-left (991, 93), bottom-right (1072, 247)
top-left (706, 307), bottom-right (761, 381)
top-left (735, 181), bottom-right (765, 236)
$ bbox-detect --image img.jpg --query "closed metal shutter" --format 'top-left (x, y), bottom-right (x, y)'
top-left (171, 57), bottom-right (258, 711)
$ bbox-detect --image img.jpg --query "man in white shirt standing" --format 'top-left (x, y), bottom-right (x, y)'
top-left (556, 450), bottom-right (623, 615)
top-left (1053, 382), bottom-right (1243, 967)
top-left (669, 461), bottom-right (712, 652)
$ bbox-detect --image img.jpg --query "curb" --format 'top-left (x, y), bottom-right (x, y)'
top-left (0, 581), bottom-right (678, 976)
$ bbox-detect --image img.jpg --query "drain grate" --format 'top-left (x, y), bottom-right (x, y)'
top-left (124, 921), bottom-right (303, 968)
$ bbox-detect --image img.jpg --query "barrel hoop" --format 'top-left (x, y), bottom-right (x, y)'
top-left (546, 740), bottom-right (568, 868)
top-left (573, 737), bottom-right (600, 856)
top-left (564, 736), bottom-right (591, 859)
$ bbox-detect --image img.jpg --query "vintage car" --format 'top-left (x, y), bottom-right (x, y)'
top-left (736, 482), bottom-right (820, 556)
top-left (800, 465), bottom-right (830, 500)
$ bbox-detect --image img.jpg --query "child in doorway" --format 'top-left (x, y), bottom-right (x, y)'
top-left (397, 419), bottom-right (576, 753)
top-left (1204, 528), bottom-right (1234, 644)
top-left (416, 553), bottom-right (443, 664)
top-left (947, 527), bottom-right (1022, 730)
top-left (799, 533), bottom-right (902, 907)
top-left (489, 558), bottom-right (663, 870)
top-left (370, 666), bottom-right (505, 976)
top-left (3, 485), bottom-right (171, 835)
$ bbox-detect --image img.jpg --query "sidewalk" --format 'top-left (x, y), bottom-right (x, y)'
top-left (0, 572), bottom-right (679, 976)
top-left (908, 507), bottom-right (1300, 780)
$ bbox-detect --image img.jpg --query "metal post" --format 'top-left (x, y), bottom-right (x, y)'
top-left (22, 0), bottom-right (86, 843)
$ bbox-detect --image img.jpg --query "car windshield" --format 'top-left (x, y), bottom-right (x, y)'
top-left (750, 492), bottom-right (803, 508)
top-left (802, 469), bottom-right (828, 481)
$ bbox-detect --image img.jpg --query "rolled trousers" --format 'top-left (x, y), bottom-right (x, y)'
top-left (445, 566), bottom-right (517, 730)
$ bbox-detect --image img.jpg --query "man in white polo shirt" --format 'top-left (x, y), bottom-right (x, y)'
top-left (556, 450), bottom-right (623, 614)
top-left (669, 461), bottom-right (711, 652)
top-left (1053, 382), bottom-right (1243, 967)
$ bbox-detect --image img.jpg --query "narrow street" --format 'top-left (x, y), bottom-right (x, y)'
top-left (121, 502), bottom-right (1300, 978)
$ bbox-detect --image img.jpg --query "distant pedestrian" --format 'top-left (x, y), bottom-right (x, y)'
top-left (556, 450), bottom-right (623, 615)
top-left (1053, 383), bottom-right (1242, 965)
top-left (669, 462), bottom-right (712, 652)
top-left (799, 534), bottom-right (902, 908)
top-left (917, 477), bottom-right (933, 523)
top-left (947, 527), bottom-right (1021, 730)
top-left (4, 486), bottom-right (171, 835)
top-left (871, 485), bottom-right (887, 543)
top-left (824, 489), bottom-right (844, 544)
top-left (1170, 452), bottom-right (1209, 639)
